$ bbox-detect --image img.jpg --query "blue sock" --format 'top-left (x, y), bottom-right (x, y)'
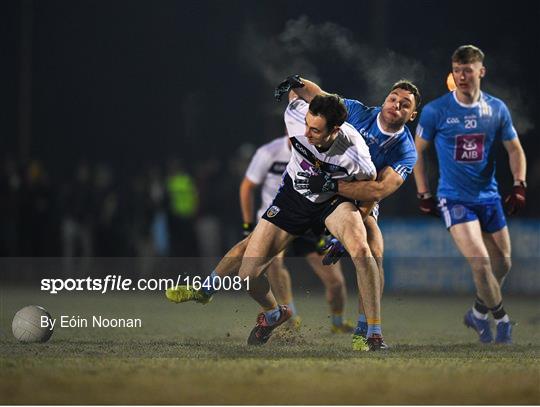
top-left (354, 314), bottom-right (368, 336)
top-left (201, 270), bottom-right (218, 296)
top-left (263, 307), bottom-right (282, 325)
top-left (366, 323), bottom-right (382, 337)
top-left (287, 302), bottom-right (297, 316)
top-left (332, 314), bottom-right (343, 326)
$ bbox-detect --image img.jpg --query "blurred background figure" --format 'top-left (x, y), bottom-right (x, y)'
top-left (166, 158), bottom-right (199, 258)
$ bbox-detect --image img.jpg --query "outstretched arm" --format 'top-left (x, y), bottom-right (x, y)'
top-left (292, 78), bottom-right (330, 103)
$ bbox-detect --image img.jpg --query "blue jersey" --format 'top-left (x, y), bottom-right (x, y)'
top-left (417, 91), bottom-right (517, 202)
top-left (344, 99), bottom-right (417, 180)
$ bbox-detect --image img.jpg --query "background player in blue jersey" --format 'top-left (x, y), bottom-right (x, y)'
top-left (282, 76), bottom-right (420, 350)
top-left (413, 45), bottom-right (527, 344)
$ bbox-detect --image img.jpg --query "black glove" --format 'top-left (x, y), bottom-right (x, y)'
top-left (417, 192), bottom-right (439, 217)
top-left (504, 181), bottom-right (526, 215)
top-left (274, 75), bottom-right (305, 101)
top-left (294, 171), bottom-right (337, 196)
top-left (322, 237), bottom-right (347, 266)
top-left (242, 222), bottom-right (254, 237)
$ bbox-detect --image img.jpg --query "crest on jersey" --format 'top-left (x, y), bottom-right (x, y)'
top-left (454, 134), bottom-right (485, 163)
top-left (266, 205), bottom-right (281, 218)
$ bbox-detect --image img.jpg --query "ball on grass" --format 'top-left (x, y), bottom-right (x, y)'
top-left (12, 305), bottom-right (54, 343)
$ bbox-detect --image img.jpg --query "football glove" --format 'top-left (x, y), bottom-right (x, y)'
top-left (322, 237), bottom-right (347, 266)
top-left (294, 171), bottom-right (337, 196)
top-left (504, 181), bottom-right (526, 215)
top-left (417, 192), bottom-right (439, 217)
top-left (274, 74), bottom-right (305, 101)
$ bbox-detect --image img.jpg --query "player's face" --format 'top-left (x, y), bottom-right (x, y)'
top-left (452, 61), bottom-right (485, 95)
top-left (304, 111), bottom-right (338, 147)
top-left (381, 89), bottom-right (417, 128)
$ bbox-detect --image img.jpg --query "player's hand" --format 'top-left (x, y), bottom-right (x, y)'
top-left (274, 74), bottom-right (305, 101)
top-left (322, 237), bottom-right (347, 266)
top-left (242, 222), bottom-right (254, 237)
top-left (417, 192), bottom-right (439, 217)
top-left (504, 182), bottom-right (526, 215)
top-left (294, 171), bottom-right (337, 196)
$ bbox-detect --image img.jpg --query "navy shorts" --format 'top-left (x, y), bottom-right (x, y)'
top-left (438, 198), bottom-right (507, 233)
top-left (261, 174), bottom-right (354, 236)
top-left (287, 232), bottom-right (325, 257)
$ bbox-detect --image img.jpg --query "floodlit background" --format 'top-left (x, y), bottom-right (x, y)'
top-left (1, 0), bottom-right (539, 288)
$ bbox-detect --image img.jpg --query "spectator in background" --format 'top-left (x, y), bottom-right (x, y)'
top-left (166, 158), bottom-right (199, 257)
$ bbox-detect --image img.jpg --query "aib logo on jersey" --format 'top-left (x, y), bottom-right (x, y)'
top-left (454, 134), bottom-right (485, 163)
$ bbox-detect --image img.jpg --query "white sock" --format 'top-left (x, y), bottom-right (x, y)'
top-left (495, 314), bottom-right (510, 324)
top-left (472, 308), bottom-right (489, 320)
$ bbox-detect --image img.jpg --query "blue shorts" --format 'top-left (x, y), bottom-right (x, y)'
top-left (438, 198), bottom-right (507, 233)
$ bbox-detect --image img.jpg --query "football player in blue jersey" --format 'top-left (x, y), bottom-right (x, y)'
top-left (287, 77), bottom-right (420, 350)
top-left (413, 45), bottom-right (527, 344)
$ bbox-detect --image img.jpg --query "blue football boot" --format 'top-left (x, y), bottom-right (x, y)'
top-left (464, 309), bottom-right (493, 343)
top-left (495, 321), bottom-right (512, 344)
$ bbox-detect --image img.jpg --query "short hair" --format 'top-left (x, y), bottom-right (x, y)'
top-left (308, 94), bottom-right (348, 132)
top-left (391, 79), bottom-right (421, 109)
top-left (452, 44), bottom-right (485, 64)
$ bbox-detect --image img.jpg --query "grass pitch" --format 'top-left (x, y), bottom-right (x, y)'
top-left (1, 286), bottom-right (539, 404)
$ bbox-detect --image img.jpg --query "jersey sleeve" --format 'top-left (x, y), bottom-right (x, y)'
top-left (244, 147), bottom-right (271, 185)
top-left (416, 103), bottom-right (438, 141)
top-left (390, 149), bottom-right (418, 181)
top-left (498, 101), bottom-right (518, 141)
top-left (284, 98), bottom-right (308, 138)
top-left (343, 98), bottom-right (372, 129)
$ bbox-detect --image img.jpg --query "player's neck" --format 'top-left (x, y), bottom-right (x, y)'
top-left (455, 88), bottom-right (481, 105)
top-left (316, 133), bottom-right (337, 152)
top-left (377, 113), bottom-right (404, 135)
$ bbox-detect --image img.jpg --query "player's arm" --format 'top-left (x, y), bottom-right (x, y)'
top-left (413, 136), bottom-right (439, 216)
top-left (292, 78), bottom-right (330, 103)
top-left (503, 137), bottom-right (527, 214)
top-left (274, 75), bottom-right (330, 103)
top-left (357, 201), bottom-right (377, 220)
top-left (239, 177), bottom-right (259, 235)
top-left (503, 138), bottom-right (526, 184)
top-left (335, 166), bottom-right (404, 202)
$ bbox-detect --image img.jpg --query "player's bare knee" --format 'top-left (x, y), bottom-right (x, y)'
top-left (348, 242), bottom-right (372, 260)
top-left (471, 264), bottom-right (493, 283)
top-left (502, 257), bottom-right (512, 274)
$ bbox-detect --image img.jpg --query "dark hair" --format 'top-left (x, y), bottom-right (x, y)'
top-left (391, 79), bottom-right (421, 109)
top-left (308, 94), bottom-right (348, 132)
top-left (452, 44), bottom-right (485, 64)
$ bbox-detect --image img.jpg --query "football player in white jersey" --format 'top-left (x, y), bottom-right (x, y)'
top-left (240, 135), bottom-right (354, 333)
top-left (168, 93), bottom-right (383, 350)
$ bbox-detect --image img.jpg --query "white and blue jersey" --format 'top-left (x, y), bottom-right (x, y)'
top-left (417, 91), bottom-right (517, 202)
top-left (343, 99), bottom-right (417, 180)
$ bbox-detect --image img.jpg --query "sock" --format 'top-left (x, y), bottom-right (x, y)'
top-left (201, 270), bottom-right (219, 296)
top-left (263, 307), bottom-right (282, 325)
top-left (490, 302), bottom-right (509, 324)
top-left (472, 307), bottom-right (489, 320)
top-left (331, 313), bottom-right (343, 327)
top-left (474, 296), bottom-right (489, 314)
top-left (366, 318), bottom-right (382, 337)
top-left (354, 314), bottom-right (368, 336)
top-left (287, 302), bottom-right (297, 317)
